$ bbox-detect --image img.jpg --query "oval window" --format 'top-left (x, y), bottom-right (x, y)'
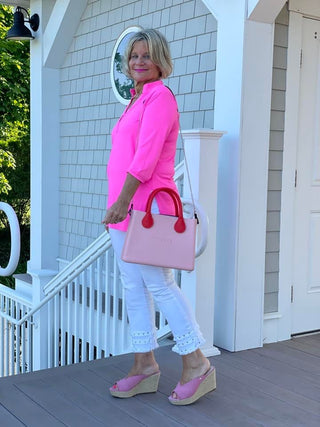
top-left (110, 26), bottom-right (142, 105)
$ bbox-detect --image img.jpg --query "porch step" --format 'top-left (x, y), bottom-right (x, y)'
top-left (13, 273), bottom-right (32, 302)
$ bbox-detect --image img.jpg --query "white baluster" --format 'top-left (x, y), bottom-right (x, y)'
top-left (74, 276), bottom-right (80, 364)
top-left (67, 281), bottom-right (72, 365)
top-left (96, 257), bottom-right (102, 357)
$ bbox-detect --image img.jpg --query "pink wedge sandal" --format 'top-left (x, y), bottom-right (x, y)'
top-left (168, 366), bottom-right (216, 405)
top-left (109, 371), bottom-right (160, 398)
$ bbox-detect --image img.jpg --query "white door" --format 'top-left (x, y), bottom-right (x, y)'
top-left (292, 17), bottom-right (320, 334)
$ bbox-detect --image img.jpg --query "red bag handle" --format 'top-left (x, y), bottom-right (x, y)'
top-left (142, 187), bottom-right (186, 233)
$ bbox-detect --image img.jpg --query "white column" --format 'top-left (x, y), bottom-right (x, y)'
top-left (29, 0), bottom-right (60, 274)
top-left (28, 0), bottom-right (87, 274)
top-left (233, 19), bottom-right (275, 350)
top-left (181, 129), bottom-right (224, 357)
top-left (27, 0), bottom-right (88, 372)
top-left (201, 0), bottom-right (247, 352)
top-left (201, 0), bottom-right (276, 351)
top-left (28, 0), bottom-right (60, 371)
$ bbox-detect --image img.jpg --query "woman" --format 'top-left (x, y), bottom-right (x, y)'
top-left (102, 28), bottom-right (216, 405)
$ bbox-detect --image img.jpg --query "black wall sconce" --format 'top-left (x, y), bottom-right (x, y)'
top-left (6, 6), bottom-right (40, 41)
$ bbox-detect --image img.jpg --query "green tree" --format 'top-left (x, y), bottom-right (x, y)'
top-left (0, 5), bottom-right (30, 225)
top-left (114, 51), bottom-right (133, 100)
top-left (0, 5), bottom-right (30, 286)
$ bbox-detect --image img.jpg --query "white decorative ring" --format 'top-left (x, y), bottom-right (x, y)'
top-left (0, 202), bottom-right (20, 276)
top-left (181, 198), bottom-right (208, 259)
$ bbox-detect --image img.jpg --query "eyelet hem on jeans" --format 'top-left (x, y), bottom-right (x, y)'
top-left (131, 330), bottom-right (159, 353)
top-left (172, 329), bottom-right (205, 355)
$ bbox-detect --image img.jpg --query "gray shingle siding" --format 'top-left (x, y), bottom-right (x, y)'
top-left (264, 5), bottom-right (289, 314)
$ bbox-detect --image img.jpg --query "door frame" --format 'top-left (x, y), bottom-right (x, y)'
top-left (265, 1), bottom-right (320, 342)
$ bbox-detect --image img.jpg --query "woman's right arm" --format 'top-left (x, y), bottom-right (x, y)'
top-left (102, 173), bottom-right (141, 226)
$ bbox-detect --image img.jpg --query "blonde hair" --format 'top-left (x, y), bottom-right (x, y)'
top-left (123, 29), bottom-right (173, 79)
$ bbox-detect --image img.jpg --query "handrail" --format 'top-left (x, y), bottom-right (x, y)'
top-left (0, 283), bottom-right (32, 307)
top-left (0, 202), bottom-right (20, 276)
top-left (174, 160), bottom-right (184, 180)
top-left (43, 231), bottom-right (111, 296)
top-left (1, 231), bottom-right (112, 326)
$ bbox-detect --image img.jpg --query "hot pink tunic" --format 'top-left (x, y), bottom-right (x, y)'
top-left (107, 80), bottom-right (180, 231)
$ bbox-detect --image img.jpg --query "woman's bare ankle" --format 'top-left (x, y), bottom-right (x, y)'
top-left (180, 350), bottom-right (210, 384)
top-left (128, 352), bottom-right (159, 377)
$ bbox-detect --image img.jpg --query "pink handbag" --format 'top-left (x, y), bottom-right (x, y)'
top-left (121, 187), bottom-right (197, 271)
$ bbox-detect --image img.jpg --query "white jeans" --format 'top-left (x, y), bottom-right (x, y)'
top-left (109, 227), bottom-right (205, 355)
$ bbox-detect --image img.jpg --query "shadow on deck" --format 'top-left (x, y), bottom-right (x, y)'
top-left (0, 334), bottom-right (319, 426)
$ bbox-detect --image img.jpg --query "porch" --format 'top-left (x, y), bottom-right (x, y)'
top-left (0, 333), bottom-right (319, 426)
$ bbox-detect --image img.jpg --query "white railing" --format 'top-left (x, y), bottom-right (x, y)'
top-left (0, 162), bottom-right (186, 377)
top-left (0, 286), bottom-right (33, 376)
top-left (46, 241), bottom-right (130, 368)
top-left (0, 225), bottom-right (171, 377)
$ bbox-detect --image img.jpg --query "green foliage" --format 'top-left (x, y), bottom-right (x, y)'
top-left (114, 51), bottom-right (133, 100)
top-left (0, 148), bottom-right (15, 194)
top-left (0, 5), bottom-right (30, 225)
top-left (0, 5), bottom-right (31, 286)
top-left (0, 6), bottom-right (30, 124)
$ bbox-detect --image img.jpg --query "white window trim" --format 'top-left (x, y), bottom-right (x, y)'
top-left (110, 26), bottom-right (141, 105)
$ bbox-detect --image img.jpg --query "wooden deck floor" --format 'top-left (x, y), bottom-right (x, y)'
top-left (0, 334), bottom-right (319, 426)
